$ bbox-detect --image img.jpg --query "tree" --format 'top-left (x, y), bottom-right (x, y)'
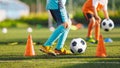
top-left (20, 0), bottom-right (46, 13)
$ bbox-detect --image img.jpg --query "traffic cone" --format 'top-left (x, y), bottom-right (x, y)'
top-left (96, 35), bottom-right (107, 57)
top-left (24, 34), bottom-right (35, 56)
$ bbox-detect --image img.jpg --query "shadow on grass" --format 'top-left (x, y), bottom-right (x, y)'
top-left (61, 61), bottom-right (120, 68)
top-left (0, 54), bottom-right (91, 60)
top-left (0, 54), bottom-right (120, 61)
top-left (0, 54), bottom-right (119, 68)
top-left (0, 41), bottom-right (43, 45)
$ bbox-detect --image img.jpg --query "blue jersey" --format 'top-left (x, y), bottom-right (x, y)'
top-left (46, 0), bottom-right (67, 10)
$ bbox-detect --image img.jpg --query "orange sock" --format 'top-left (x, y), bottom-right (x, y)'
top-left (95, 23), bottom-right (100, 41)
top-left (87, 20), bottom-right (95, 38)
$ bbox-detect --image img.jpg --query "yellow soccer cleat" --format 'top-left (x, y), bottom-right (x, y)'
top-left (86, 37), bottom-right (96, 43)
top-left (39, 45), bottom-right (56, 56)
top-left (54, 48), bottom-right (72, 55)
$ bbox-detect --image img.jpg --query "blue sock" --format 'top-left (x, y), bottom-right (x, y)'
top-left (44, 25), bottom-right (66, 46)
top-left (55, 28), bottom-right (70, 50)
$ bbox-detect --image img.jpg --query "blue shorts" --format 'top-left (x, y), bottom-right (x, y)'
top-left (49, 8), bottom-right (69, 26)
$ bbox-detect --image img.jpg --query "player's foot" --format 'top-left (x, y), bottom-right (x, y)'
top-left (54, 48), bottom-right (72, 55)
top-left (86, 37), bottom-right (96, 43)
top-left (94, 40), bottom-right (98, 44)
top-left (39, 45), bottom-right (56, 56)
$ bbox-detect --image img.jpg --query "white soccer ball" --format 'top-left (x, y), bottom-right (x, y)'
top-left (2, 28), bottom-right (7, 34)
top-left (101, 19), bottom-right (114, 31)
top-left (27, 27), bottom-right (32, 33)
top-left (70, 38), bottom-right (87, 54)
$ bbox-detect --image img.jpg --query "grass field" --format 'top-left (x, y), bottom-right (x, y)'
top-left (0, 27), bottom-right (120, 68)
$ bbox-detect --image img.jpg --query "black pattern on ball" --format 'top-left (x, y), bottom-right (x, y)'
top-left (102, 22), bottom-right (106, 26)
top-left (78, 48), bottom-right (83, 53)
top-left (81, 40), bottom-right (85, 45)
top-left (72, 41), bottom-right (77, 46)
top-left (109, 23), bottom-right (112, 27)
top-left (70, 49), bottom-right (74, 53)
top-left (104, 29), bottom-right (109, 31)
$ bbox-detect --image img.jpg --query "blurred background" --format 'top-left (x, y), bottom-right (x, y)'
top-left (0, 1), bottom-right (120, 67)
top-left (0, 0), bottom-right (120, 29)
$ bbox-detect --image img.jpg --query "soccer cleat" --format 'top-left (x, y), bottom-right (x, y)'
top-left (94, 40), bottom-right (98, 44)
top-left (39, 45), bottom-right (56, 56)
top-left (54, 48), bottom-right (72, 55)
top-left (86, 37), bottom-right (96, 43)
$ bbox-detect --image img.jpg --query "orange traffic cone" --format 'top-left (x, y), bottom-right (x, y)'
top-left (96, 35), bottom-right (107, 57)
top-left (24, 34), bottom-right (35, 56)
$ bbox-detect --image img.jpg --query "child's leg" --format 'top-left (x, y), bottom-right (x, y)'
top-left (95, 22), bottom-right (100, 41)
top-left (87, 18), bottom-right (96, 38)
top-left (43, 9), bottom-right (64, 46)
top-left (55, 28), bottom-right (70, 50)
top-left (44, 25), bottom-right (66, 46)
top-left (84, 13), bottom-right (95, 38)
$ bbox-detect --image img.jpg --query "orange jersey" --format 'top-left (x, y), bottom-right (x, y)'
top-left (82, 0), bottom-right (108, 14)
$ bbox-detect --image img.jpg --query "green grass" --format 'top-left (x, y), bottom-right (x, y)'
top-left (0, 27), bottom-right (120, 68)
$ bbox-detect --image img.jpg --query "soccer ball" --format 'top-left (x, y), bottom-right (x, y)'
top-left (101, 19), bottom-right (114, 31)
top-left (70, 38), bottom-right (87, 54)
top-left (2, 28), bottom-right (7, 34)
